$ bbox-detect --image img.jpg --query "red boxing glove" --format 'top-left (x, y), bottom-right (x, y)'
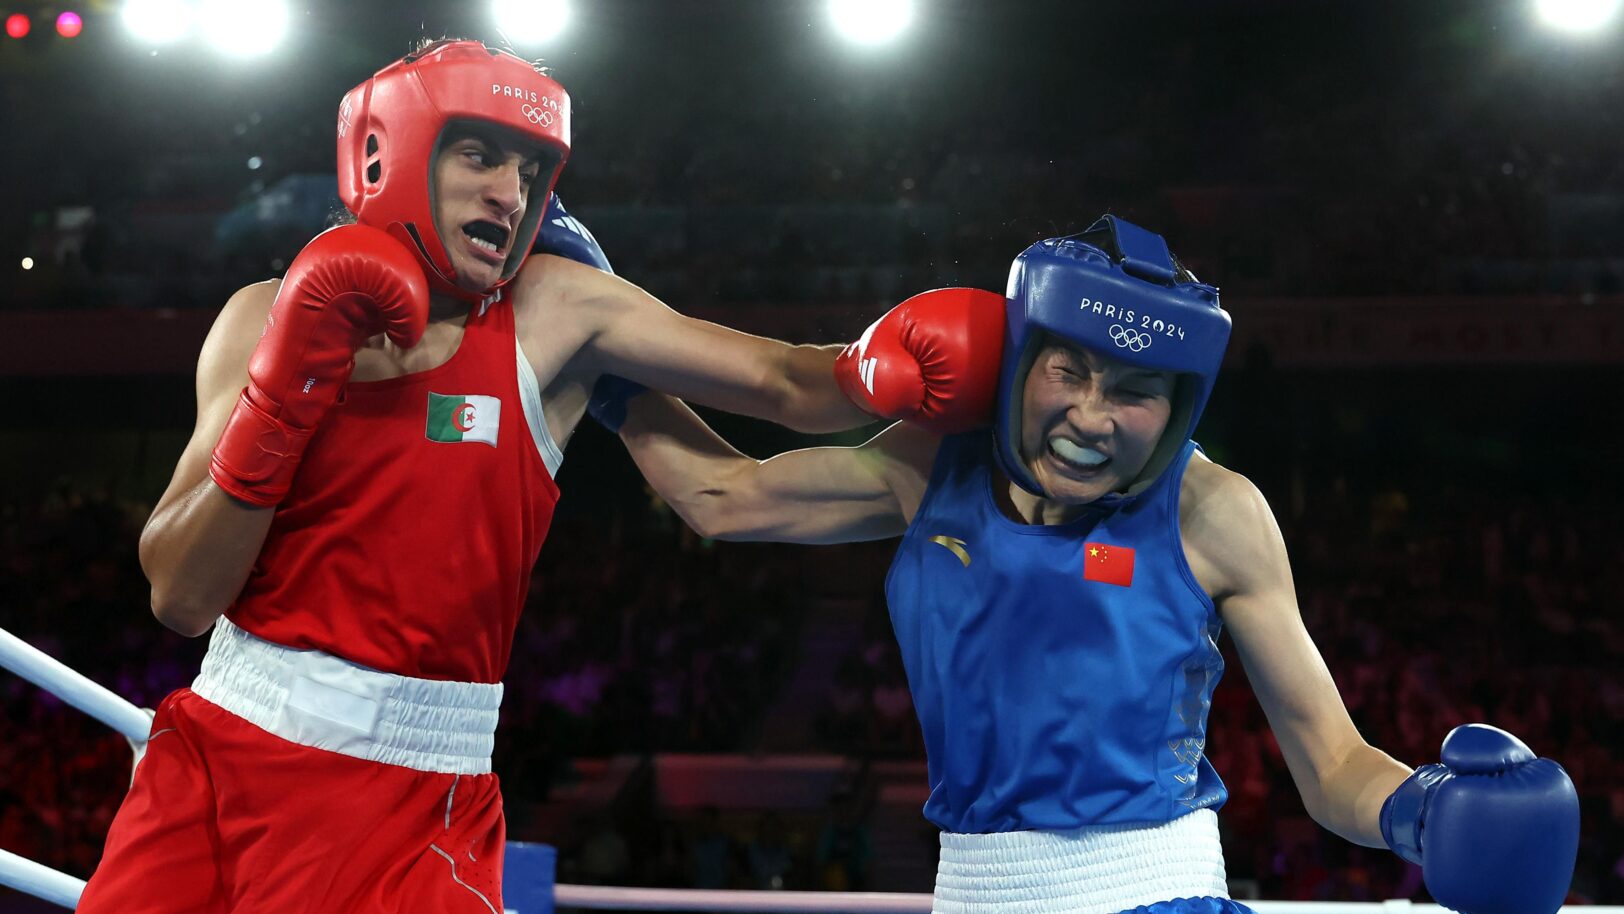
top-left (210, 224), bottom-right (429, 507)
top-left (835, 287), bottom-right (1005, 435)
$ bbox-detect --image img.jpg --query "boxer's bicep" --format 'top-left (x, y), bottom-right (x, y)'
top-left (140, 281), bottom-right (282, 635)
top-left (724, 425), bottom-right (931, 544)
top-left (620, 393), bottom-right (931, 544)
top-left (1198, 471), bottom-right (1371, 819)
top-left (566, 265), bottom-right (844, 430)
top-left (710, 447), bottom-right (901, 544)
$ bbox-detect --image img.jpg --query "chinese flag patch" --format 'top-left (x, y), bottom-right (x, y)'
top-left (1083, 542), bottom-right (1135, 587)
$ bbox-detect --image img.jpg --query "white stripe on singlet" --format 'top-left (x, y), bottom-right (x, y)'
top-left (515, 336), bottom-right (564, 476)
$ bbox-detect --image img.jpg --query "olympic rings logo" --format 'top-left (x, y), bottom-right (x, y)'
top-left (521, 104), bottom-right (554, 127)
top-left (1109, 324), bottom-right (1152, 352)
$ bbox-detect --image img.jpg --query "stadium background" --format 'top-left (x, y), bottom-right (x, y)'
top-left (0, 0), bottom-right (1620, 908)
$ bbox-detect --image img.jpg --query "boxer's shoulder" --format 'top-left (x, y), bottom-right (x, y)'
top-left (220, 278), bottom-right (280, 325)
top-left (508, 252), bottom-right (616, 312)
top-left (1178, 451), bottom-right (1257, 524)
top-left (1178, 454), bottom-right (1284, 603)
top-left (201, 279), bottom-right (281, 369)
top-left (509, 254), bottom-right (615, 350)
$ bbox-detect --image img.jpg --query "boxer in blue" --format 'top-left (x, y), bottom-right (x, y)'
top-left (588, 216), bottom-right (1580, 914)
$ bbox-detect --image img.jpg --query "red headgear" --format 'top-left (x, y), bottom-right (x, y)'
top-left (337, 40), bottom-right (571, 303)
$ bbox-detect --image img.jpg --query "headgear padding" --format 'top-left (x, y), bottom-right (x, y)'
top-left (337, 40), bottom-right (571, 303)
top-left (993, 216), bottom-right (1230, 500)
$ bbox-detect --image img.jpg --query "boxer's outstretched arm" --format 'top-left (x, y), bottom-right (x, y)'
top-left (616, 393), bottom-right (937, 544)
top-left (1183, 460), bottom-right (1411, 847)
top-left (1193, 463), bottom-right (1580, 913)
top-left (140, 281), bottom-right (281, 637)
top-left (532, 257), bottom-right (872, 434)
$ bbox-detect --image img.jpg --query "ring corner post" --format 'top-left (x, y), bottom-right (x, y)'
top-left (502, 841), bottom-right (557, 914)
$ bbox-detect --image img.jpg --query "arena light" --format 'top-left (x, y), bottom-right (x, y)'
top-left (56, 11), bottom-right (82, 38)
top-left (122, 0), bottom-right (194, 45)
top-left (828, 0), bottom-right (914, 46)
top-left (198, 0), bottom-right (288, 57)
top-left (492, 0), bottom-right (569, 46)
top-left (1534, 0), bottom-right (1622, 32)
top-left (5, 13), bottom-right (29, 39)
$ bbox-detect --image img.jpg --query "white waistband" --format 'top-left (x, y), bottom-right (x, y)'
top-left (933, 809), bottom-right (1229, 914)
top-left (191, 617), bottom-right (502, 775)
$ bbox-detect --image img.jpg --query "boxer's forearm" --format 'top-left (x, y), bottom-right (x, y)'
top-left (1299, 741), bottom-right (1412, 848)
top-left (619, 394), bottom-right (908, 545)
top-left (565, 266), bottom-right (870, 435)
top-left (139, 477), bottom-right (274, 637)
top-left (618, 394), bottom-right (759, 539)
top-left (775, 343), bottom-right (875, 434)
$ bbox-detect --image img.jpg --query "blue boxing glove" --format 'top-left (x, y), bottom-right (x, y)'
top-left (530, 195), bottom-right (645, 432)
top-left (586, 375), bottom-right (649, 434)
top-left (533, 193), bottom-right (613, 273)
top-left (1381, 724), bottom-right (1579, 914)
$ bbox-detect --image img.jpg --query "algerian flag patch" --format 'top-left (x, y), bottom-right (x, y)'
top-left (426, 392), bottom-right (500, 447)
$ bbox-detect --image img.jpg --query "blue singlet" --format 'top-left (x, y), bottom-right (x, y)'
top-left (885, 430), bottom-right (1228, 834)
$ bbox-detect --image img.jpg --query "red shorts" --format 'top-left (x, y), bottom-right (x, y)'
top-left (77, 688), bottom-right (506, 913)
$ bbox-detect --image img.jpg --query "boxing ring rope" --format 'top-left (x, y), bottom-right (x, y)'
top-left (0, 626), bottom-right (154, 744)
top-left (546, 886), bottom-right (1507, 913)
top-left (0, 848), bottom-right (85, 911)
top-left (3, 624), bottom-right (1617, 914)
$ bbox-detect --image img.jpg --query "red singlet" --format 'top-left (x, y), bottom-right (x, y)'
top-left (229, 292), bottom-right (560, 682)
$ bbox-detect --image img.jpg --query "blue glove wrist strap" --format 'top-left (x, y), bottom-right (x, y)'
top-left (587, 375), bottom-right (648, 434)
top-left (1381, 763), bottom-right (1448, 866)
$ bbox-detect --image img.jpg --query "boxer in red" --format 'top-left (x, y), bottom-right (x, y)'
top-left (76, 40), bottom-right (873, 913)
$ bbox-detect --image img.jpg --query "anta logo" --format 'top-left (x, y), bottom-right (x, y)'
top-left (928, 535), bottom-right (971, 568)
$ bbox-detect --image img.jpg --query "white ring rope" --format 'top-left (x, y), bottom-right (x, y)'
top-left (3, 850), bottom-right (1621, 914)
top-left (549, 886), bottom-right (1615, 914)
top-left (0, 848), bottom-right (84, 910)
top-left (0, 626), bottom-right (154, 744)
top-left (554, 884), bottom-right (934, 912)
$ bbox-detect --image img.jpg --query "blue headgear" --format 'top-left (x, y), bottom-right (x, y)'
top-left (993, 215), bottom-right (1230, 500)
